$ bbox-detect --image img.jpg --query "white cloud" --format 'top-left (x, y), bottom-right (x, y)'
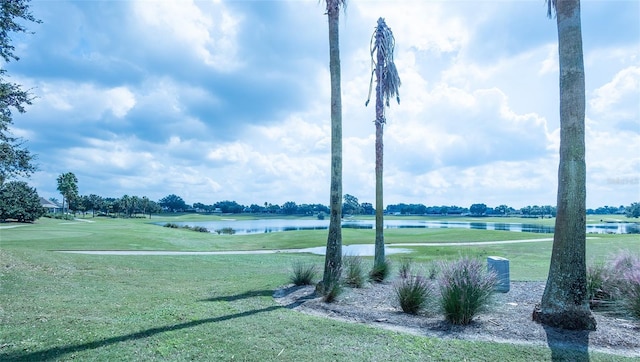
top-left (132, 0), bottom-right (243, 71)
top-left (34, 82), bottom-right (136, 121)
top-left (207, 142), bottom-right (252, 165)
top-left (16, 0), bottom-right (639, 209)
top-left (354, 2), bottom-right (470, 54)
top-left (105, 87), bottom-right (136, 118)
top-left (590, 66), bottom-right (640, 117)
top-left (538, 44), bottom-right (558, 75)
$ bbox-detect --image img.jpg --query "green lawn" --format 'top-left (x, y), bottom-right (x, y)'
top-left (1, 215), bottom-right (638, 361)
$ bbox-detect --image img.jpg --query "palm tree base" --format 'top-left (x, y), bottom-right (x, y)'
top-left (532, 304), bottom-right (596, 331)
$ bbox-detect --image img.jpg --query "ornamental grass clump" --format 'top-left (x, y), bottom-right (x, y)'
top-left (317, 268), bottom-right (343, 303)
top-left (438, 257), bottom-right (497, 325)
top-left (395, 275), bottom-right (434, 314)
top-left (321, 279), bottom-right (343, 303)
top-left (289, 261), bottom-right (318, 286)
top-left (588, 250), bottom-right (640, 317)
top-left (343, 255), bottom-right (367, 288)
top-left (625, 269), bottom-right (640, 318)
top-left (586, 262), bottom-right (612, 308)
top-left (398, 258), bottom-right (413, 279)
top-left (369, 259), bottom-right (391, 283)
top-left (610, 250), bottom-right (640, 318)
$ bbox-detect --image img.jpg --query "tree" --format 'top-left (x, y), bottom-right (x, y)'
top-left (0, 180), bottom-right (44, 222)
top-left (56, 172), bottom-right (79, 214)
top-left (282, 201), bottom-right (298, 215)
top-left (0, 0), bottom-right (41, 185)
top-left (158, 194), bottom-right (187, 212)
top-left (365, 17), bottom-right (401, 268)
top-left (342, 194), bottom-right (361, 215)
top-left (214, 200), bottom-right (244, 213)
top-left (86, 194), bottom-right (104, 217)
top-left (361, 202), bottom-right (374, 215)
top-left (147, 200), bottom-right (162, 216)
top-left (626, 202), bottom-right (640, 218)
top-left (140, 196), bottom-right (151, 218)
top-left (321, 0), bottom-right (346, 294)
top-left (469, 203), bottom-right (487, 216)
top-left (120, 195), bottom-right (132, 217)
top-left (532, 0), bottom-right (596, 331)
top-left (495, 204), bottom-right (511, 216)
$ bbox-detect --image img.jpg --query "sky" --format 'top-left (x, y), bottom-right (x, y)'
top-left (4, 0), bottom-right (639, 209)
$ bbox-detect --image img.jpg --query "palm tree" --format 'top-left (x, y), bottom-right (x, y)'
top-left (56, 172), bottom-right (78, 214)
top-left (320, 0), bottom-right (346, 294)
top-left (366, 18), bottom-right (400, 268)
top-left (532, 0), bottom-right (596, 331)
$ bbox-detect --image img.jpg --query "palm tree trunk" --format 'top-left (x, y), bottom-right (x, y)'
top-left (322, 3), bottom-right (343, 289)
top-left (374, 40), bottom-right (385, 266)
top-left (533, 0), bottom-right (595, 331)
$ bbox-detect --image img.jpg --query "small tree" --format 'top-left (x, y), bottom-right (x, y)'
top-left (0, 181), bottom-right (45, 222)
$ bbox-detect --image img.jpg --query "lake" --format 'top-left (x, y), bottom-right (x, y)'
top-left (167, 219), bottom-right (639, 235)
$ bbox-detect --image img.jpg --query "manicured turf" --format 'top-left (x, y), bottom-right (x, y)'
top-left (1, 215), bottom-right (638, 361)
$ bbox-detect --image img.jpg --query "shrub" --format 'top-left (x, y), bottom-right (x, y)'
top-left (625, 269), bottom-right (640, 318)
top-left (343, 255), bottom-right (367, 288)
top-left (610, 250), bottom-right (640, 318)
top-left (191, 226), bottom-right (210, 233)
top-left (427, 262), bottom-right (439, 280)
top-left (588, 250), bottom-right (640, 316)
top-left (395, 275), bottom-right (433, 314)
top-left (44, 214), bottom-right (74, 220)
top-left (321, 280), bottom-right (343, 303)
top-left (163, 223), bottom-right (209, 233)
top-left (438, 257), bottom-right (497, 325)
top-left (289, 261), bottom-right (318, 286)
top-left (316, 267), bottom-right (343, 303)
top-left (398, 258), bottom-right (413, 279)
top-left (606, 250), bottom-right (639, 300)
top-left (369, 259), bottom-right (391, 283)
top-left (586, 262), bottom-right (612, 308)
top-left (215, 227), bottom-right (236, 235)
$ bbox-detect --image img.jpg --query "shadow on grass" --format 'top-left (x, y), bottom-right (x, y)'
top-left (543, 326), bottom-right (591, 361)
top-left (2, 290), bottom-right (287, 362)
top-left (200, 289), bottom-right (275, 302)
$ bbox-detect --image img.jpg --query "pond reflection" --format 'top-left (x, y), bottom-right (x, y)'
top-left (165, 219), bottom-right (637, 235)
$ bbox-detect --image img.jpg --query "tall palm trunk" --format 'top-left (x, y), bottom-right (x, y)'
top-left (533, 0), bottom-right (595, 331)
top-left (374, 37), bottom-right (385, 266)
top-left (322, 0), bottom-right (344, 291)
top-left (366, 18), bottom-right (400, 267)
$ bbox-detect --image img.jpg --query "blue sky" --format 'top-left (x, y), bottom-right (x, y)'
top-left (5, 0), bottom-right (639, 209)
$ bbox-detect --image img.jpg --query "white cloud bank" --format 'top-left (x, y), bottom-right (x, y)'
top-left (11, 0), bottom-right (640, 209)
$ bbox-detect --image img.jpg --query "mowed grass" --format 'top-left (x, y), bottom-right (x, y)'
top-left (1, 215), bottom-right (638, 361)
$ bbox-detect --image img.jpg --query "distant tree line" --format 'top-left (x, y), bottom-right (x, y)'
top-left (48, 194), bottom-right (163, 219)
top-left (3, 171), bottom-right (639, 222)
top-left (153, 192), bottom-right (640, 220)
top-left (4, 178), bottom-right (636, 223)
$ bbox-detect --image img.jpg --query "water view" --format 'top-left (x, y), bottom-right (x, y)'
top-left (167, 219), bottom-right (639, 235)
